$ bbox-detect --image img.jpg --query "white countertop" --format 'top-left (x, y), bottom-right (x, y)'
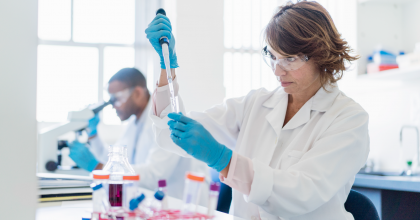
top-left (37, 187), bottom-right (242, 220)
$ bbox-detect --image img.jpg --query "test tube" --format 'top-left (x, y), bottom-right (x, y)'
top-left (182, 172), bottom-right (205, 213)
top-left (170, 96), bottom-right (180, 113)
top-left (122, 174), bottom-right (140, 211)
top-left (207, 182), bottom-right (220, 216)
top-left (158, 180), bottom-right (169, 210)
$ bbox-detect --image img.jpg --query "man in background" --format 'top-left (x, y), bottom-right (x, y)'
top-left (69, 68), bottom-right (209, 202)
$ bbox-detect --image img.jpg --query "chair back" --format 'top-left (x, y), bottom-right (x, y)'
top-left (345, 189), bottom-right (380, 220)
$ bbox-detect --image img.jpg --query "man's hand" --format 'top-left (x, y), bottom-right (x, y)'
top-left (69, 141), bottom-right (99, 172)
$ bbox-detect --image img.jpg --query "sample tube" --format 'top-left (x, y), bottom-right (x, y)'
top-left (182, 172), bottom-right (205, 213)
top-left (207, 182), bottom-right (221, 216)
top-left (170, 96), bottom-right (180, 113)
top-left (158, 180), bottom-right (169, 210)
top-left (122, 174), bottom-right (140, 211)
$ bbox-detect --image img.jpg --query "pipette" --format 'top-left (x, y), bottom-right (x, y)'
top-left (156, 8), bottom-right (179, 113)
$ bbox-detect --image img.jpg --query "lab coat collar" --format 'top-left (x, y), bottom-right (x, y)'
top-left (262, 87), bottom-right (285, 108)
top-left (262, 83), bottom-right (340, 133)
top-left (263, 88), bottom-right (287, 137)
top-left (135, 94), bottom-right (152, 125)
top-left (282, 97), bottom-right (312, 130)
top-left (311, 83), bottom-right (340, 112)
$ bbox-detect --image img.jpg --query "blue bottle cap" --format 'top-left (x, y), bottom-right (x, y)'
top-left (90, 183), bottom-right (103, 191)
top-left (154, 191), bottom-right (165, 201)
top-left (129, 193), bottom-right (146, 211)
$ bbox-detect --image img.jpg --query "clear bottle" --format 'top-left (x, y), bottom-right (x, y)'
top-left (102, 145), bottom-right (135, 208)
top-left (182, 172), bottom-right (205, 213)
top-left (157, 180), bottom-right (168, 210)
top-left (151, 191), bottom-right (165, 211)
top-left (207, 182), bottom-right (220, 216)
top-left (122, 174), bottom-right (140, 211)
top-left (91, 183), bottom-right (111, 220)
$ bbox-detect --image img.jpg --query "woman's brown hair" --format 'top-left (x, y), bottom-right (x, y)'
top-left (264, 0), bottom-right (359, 89)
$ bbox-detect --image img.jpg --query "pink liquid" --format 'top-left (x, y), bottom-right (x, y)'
top-left (109, 183), bottom-right (123, 207)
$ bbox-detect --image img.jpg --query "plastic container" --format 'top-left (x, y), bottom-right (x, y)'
top-left (182, 172), bottom-right (205, 213)
top-left (91, 183), bottom-right (111, 220)
top-left (122, 174), bottom-right (140, 211)
top-left (102, 145), bottom-right (135, 208)
top-left (92, 170), bottom-right (110, 183)
top-left (207, 182), bottom-right (220, 216)
top-left (151, 191), bottom-right (165, 211)
top-left (92, 170), bottom-right (110, 195)
top-left (158, 180), bottom-right (168, 210)
top-left (129, 193), bottom-right (146, 211)
top-left (158, 179), bottom-right (167, 193)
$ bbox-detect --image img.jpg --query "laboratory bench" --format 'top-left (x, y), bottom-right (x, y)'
top-left (36, 186), bottom-right (241, 220)
top-left (353, 174), bottom-right (420, 220)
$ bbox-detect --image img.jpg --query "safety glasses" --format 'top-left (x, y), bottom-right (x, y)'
top-left (261, 46), bottom-right (309, 71)
top-left (108, 87), bottom-right (134, 107)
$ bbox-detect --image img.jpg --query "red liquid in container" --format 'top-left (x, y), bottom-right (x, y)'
top-left (109, 183), bottom-right (123, 206)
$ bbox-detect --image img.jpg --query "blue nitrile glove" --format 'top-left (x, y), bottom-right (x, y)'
top-left (145, 14), bottom-right (178, 69)
top-left (87, 114), bottom-right (100, 137)
top-left (167, 113), bottom-right (232, 172)
top-left (69, 140), bottom-right (99, 172)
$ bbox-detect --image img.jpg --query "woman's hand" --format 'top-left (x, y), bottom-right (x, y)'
top-left (145, 14), bottom-right (178, 69)
top-left (167, 113), bottom-right (232, 172)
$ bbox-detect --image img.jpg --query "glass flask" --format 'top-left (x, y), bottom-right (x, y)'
top-left (102, 145), bottom-right (135, 208)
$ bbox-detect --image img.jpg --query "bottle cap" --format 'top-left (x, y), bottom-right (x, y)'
top-left (123, 174), bottom-right (140, 181)
top-left (186, 172), bottom-right (205, 182)
top-left (158, 179), bottom-right (167, 187)
top-left (90, 183), bottom-right (103, 191)
top-left (92, 170), bottom-right (110, 180)
top-left (154, 191), bottom-right (165, 201)
top-left (210, 182), bottom-right (220, 191)
top-left (129, 193), bottom-right (146, 211)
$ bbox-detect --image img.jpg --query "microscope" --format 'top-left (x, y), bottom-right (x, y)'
top-left (37, 99), bottom-right (113, 173)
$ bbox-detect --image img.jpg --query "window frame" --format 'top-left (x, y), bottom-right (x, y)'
top-left (37, 0), bottom-right (162, 123)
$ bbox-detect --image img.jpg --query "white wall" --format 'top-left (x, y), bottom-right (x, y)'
top-left (175, 0), bottom-right (226, 112)
top-left (0, 0), bottom-right (38, 219)
top-left (343, 79), bottom-right (420, 171)
top-left (401, 0), bottom-right (420, 53)
top-left (348, 0), bottom-right (420, 171)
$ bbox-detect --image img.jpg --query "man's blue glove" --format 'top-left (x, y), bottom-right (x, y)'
top-left (69, 140), bottom-right (99, 172)
top-left (145, 14), bottom-right (178, 69)
top-left (87, 114), bottom-right (100, 137)
top-left (167, 113), bottom-right (232, 172)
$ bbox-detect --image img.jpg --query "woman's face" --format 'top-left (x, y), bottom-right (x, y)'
top-left (268, 48), bottom-right (321, 95)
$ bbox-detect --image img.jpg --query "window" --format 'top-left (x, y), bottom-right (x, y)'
top-left (223, 0), bottom-right (357, 99)
top-left (223, 0), bottom-right (283, 99)
top-left (37, 0), bottom-right (162, 124)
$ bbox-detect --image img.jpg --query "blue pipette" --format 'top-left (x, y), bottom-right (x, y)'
top-left (156, 8), bottom-right (179, 113)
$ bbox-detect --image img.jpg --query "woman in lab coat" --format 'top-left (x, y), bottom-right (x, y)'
top-left (147, 1), bottom-right (369, 219)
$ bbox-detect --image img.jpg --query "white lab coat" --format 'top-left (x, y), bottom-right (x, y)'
top-left (90, 99), bottom-right (210, 204)
top-left (150, 84), bottom-right (370, 220)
